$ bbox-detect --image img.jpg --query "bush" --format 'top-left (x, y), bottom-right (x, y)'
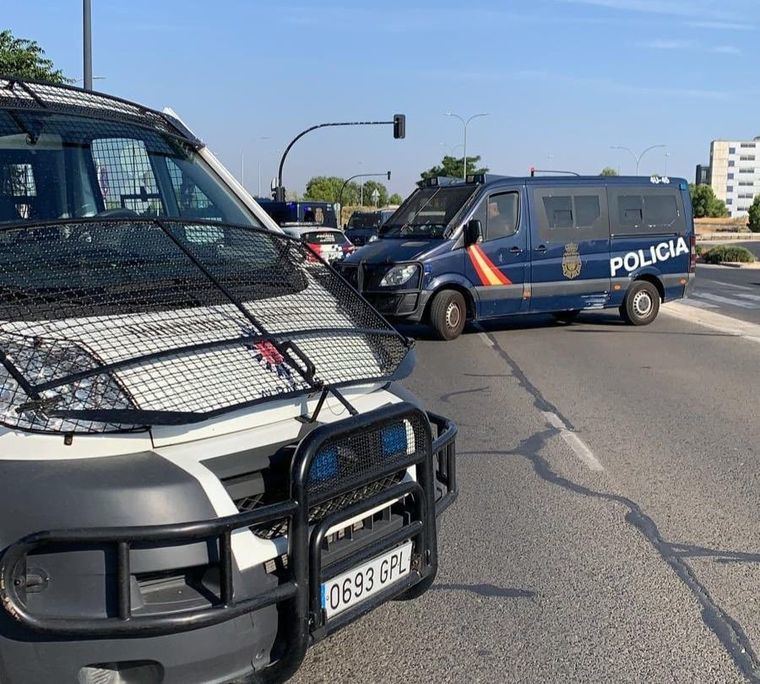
top-left (695, 244), bottom-right (705, 257)
top-left (748, 195), bottom-right (760, 233)
top-left (702, 245), bottom-right (756, 264)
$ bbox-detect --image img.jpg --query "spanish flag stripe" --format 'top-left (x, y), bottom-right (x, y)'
top-left (470, 245), bottom-right (512, 285)
top-left (468, 246), bottom-right (502, 286)
top-left (467, 246), bottom-right (493, 285)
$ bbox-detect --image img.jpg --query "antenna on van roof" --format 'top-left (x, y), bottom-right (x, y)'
top-left (529, 167), bottom-right (581, 177)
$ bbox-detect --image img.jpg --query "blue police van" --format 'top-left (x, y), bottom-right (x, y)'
top-left (336, 174), bottom-right (696, 340)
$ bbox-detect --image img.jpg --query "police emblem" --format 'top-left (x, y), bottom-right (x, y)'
top-left (562, 243), bottom-right (582, 279)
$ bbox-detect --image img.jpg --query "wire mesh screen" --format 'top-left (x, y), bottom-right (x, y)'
top-left (0, 219), bottom-right (410, 433)
top-left (0, 78), bottom-right (195, 145)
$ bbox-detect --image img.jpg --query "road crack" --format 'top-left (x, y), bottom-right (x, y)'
top-left (474, 329), bottom-right (760, 682)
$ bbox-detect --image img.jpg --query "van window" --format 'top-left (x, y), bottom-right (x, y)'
top-left (610, 189), bottom-right (684, 235)
top-left (92, 138), bottom-right (163, 216)
top-left (486, 192), bottom-right (518, 240)
top-left (533, 189), bottom-right (608, 241)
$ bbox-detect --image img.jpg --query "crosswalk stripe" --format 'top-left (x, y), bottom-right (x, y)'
top-left (691, 292), bottom-right (758, 309)
top-left (683, 298), bottom-right (719, 310)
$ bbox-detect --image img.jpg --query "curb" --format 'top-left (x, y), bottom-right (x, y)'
top-left (662, 302), bottom-right (760, 346)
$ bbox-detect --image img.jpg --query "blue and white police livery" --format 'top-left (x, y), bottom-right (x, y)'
top-left (337, 174), bottom-right (696, 340)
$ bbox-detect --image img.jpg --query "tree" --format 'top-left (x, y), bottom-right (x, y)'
top-left (600, 167), bottom-right (619, 176)
top-left (748, 195), bottom-right (760, 233)
top-left (359, 180), bottom-right (388, 207)
top-left (419, 155), bottom-right (488, 186)
top-left (0, 30), bottom-right (69, 83)
top-left (689, 183), bottom-right (729, 219)
top-left (388, 193), bottom-right (403, 205)
top-left (303, 176), bottom-right (351, 204)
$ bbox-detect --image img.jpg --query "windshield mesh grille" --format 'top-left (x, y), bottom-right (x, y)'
top-left (0, 78), bottom-right (195, 144)
top-left (0, 219), bottom-right (410, 433)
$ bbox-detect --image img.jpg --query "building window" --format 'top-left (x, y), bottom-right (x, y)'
top-left (728, 160), bottom-right (735, 167)
top-left (741, 143), bottom-right (756, 148)
top-left (740, 156), bottom-right (756, 161)
top-left (739, 168), bottom-right (755, 174)
top-left (727, 198), bottom-right (733, 204)
top-left (729, 147), bottom-right (736, 154)
top-left (728, 173), bottom-right (735, 179)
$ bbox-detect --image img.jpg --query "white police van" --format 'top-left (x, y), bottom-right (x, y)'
top-left (0, 79), bottom-right (457, 683)
top-left (338, 174), bottom-right (696, 339)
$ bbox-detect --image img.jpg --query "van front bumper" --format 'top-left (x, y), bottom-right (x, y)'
top-left (0, 406), bottom-right (457, 684)
top-left (336, 262), bottom-right (430, 322)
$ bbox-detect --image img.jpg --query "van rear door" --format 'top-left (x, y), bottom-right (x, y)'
top-left (528, 185), bottom-right (611, 312)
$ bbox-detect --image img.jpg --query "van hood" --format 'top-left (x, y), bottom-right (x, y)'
top-left (346, 237), bottom-right (444, 264)
top-left (0, 218), bottom-right (413, 435)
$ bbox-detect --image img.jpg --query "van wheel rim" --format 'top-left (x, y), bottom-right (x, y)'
top-left (446, 302), bottom-right (461, 329)
top-left (632, 291), bottom-right (653, 317)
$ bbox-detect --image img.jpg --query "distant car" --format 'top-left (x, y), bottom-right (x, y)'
top-left (345, 209), bottom-right (395, 246)
top-left (257, 199), bottom-right (339, 228)
top-left (280, 224), bottom-right (356, 263)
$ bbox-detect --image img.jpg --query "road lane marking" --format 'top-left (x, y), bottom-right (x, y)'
top-left (707, 280), bottom-right (755, 291)
top-left (691, 292), bottom-right (757, 309)
top-left (478, 332), bottom-right (495, 348)
top-left (542, 411), bottom-right (604, 472)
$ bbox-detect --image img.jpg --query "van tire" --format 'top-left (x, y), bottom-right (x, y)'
top-left (430, 290), bottom-right (466, 340)
top-left (553, 310), bottom-right (581, 324)
top-left (620, 280), bottom-right (660, 326)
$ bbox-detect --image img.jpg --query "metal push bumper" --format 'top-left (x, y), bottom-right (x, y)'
top-left (0, 404), bottom-right (457, 683)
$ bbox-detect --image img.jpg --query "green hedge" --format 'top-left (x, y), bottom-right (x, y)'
top-left (702, 245), bottom-right (756, 264)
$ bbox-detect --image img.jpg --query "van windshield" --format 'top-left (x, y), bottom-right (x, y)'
top-left (381, 185), bottom-right (477, 239)
top-left (0, 110), bottom-right (259, 226)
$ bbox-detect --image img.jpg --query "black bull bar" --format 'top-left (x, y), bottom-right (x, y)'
top-left (0, 403), bottom-right (457, 682)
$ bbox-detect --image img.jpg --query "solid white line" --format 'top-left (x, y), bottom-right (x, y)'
top-left (542, 411), bottom-right (604, 472)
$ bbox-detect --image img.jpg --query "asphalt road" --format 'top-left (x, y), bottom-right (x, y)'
top-left (687, 251), bottom-right (760, 325)
top-left (292, 310), bottom-right (760, 683)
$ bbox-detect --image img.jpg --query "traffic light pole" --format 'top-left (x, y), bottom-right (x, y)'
top-left (337, 172), bottom-right (391, 210)
top-left (275, 116), bottom-right (404, 201)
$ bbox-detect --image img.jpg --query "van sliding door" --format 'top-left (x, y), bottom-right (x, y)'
top-left (528, 187), bottom-right (611, 313)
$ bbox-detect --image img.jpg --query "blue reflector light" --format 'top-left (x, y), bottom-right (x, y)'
top-left (382, 423), bottom-right (407, 457)
top-left (311, 446), bottom-right (339, 481)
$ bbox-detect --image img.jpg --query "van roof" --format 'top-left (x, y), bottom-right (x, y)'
top-left (0, 77), bottom-right (201, 147)
top-left (481, 174), bottom-right (688, 187)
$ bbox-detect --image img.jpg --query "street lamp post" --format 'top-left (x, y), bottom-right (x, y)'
top-left (445, 112), bottom-right (489, 180)
top-left (83, 0), bottom-right (92, 90)
top-left (610, 144), bottom-right (667, 175)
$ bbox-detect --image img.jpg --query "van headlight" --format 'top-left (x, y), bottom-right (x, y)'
top-left (379, 264), bottom-right (418, 288)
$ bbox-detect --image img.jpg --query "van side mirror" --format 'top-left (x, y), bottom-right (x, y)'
top-left (463, 219), bottom-right (482, 247)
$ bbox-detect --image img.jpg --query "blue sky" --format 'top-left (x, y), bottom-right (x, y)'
top-left (4, 0), bottom-right (759, 197)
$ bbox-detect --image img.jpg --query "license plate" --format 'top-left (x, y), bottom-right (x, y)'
top-left (321, 541), bottom-right (413, 619)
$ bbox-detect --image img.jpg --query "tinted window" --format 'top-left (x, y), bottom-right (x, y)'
top-left (611, 189), bottom-right (684, 235)
top-left (486, 192), bottom-right (518, 240)
top-left (533, 188), bottom-right (608, 241)
top-left (542, 196), bottom-right (573, 229)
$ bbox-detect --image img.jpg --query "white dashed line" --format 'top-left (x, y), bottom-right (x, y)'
top-left (542, 411), bottom-right (605, 472)
top-left (478, 332), bottom-right (495, 348)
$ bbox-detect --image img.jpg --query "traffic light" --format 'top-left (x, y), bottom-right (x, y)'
top-left (387, 171), bottom-right (391, 181)
top-left (393, 114), bottom-right (406, 139)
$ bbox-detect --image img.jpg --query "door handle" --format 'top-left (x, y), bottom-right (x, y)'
top-left (535, 244), bottom-right (547, 253)
top-left (509, 246), bottom-right (522, 254)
